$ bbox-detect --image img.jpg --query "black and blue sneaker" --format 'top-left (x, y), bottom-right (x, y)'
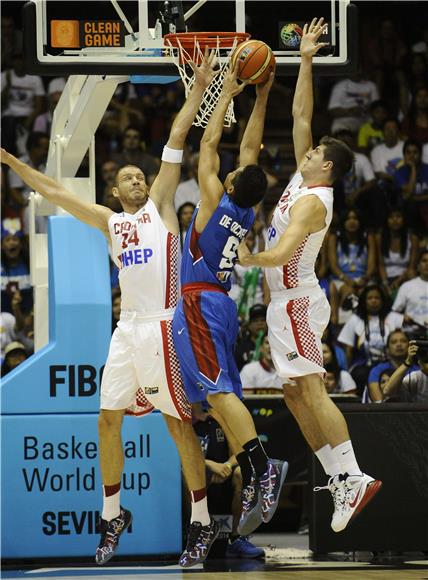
top-left (95, 506), bottom-right (132, 565)
top-left (226, 536), bottom-right (265, 559)
top-left (259, 459), bottom-right (289, 523)
top-left (237, 474), bottom-right (263, 536)
top-left (179, 518), bottom-right (220, 568)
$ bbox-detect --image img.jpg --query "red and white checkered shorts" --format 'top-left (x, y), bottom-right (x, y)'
top-left (100, 310), bottom-right (191, 422)
top-left (268, 286), bottom-right (330, 379)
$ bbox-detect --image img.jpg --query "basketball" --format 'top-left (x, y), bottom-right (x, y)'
top-left (231, 40), bottom-right (275, 84)
top-left (280, 23), bottom-right (303, 49)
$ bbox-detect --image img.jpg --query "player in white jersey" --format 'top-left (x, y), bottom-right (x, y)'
top-left (0, 51), bottom-right (220, 568)
top-left (239, 18), bottom-right (382, 533)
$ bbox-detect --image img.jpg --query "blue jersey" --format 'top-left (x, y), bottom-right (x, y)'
top-left (181, 193), bottom-right (255, 291)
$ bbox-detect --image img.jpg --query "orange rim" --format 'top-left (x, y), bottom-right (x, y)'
top-left (164, 31), bottom-right (250, 50)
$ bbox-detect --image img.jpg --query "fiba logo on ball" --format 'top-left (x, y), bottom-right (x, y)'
top-left (280, 23), bottom-right (303, 49)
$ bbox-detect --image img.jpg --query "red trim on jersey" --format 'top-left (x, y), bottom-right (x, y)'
top-left (283, 237), bottom-right (308, 289)
top-left (189, 223), bottom-right (203, 262)
top-left (183, 292), bottom-right (221, 383)
top-left (287, 299), bottom-right (305, 357)
top-left (160, 320), bottom-right (189, 421)
top-left (165, 233), bottom-right (172, 309)
top-left (182, 282), bottom-right (227, 295)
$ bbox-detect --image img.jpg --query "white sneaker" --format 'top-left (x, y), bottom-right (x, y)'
top-left (315, 473), bottom-right (382, 533)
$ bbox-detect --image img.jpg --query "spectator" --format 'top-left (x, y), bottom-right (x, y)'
top-left (370, 118), bottom-right (404, 182)
top-left (240, 335), bottom-right (283, 394)
top-left (382, 340), bottom-right (428, 403)
top-left (401, 86), bottom-right (428, 144)
top-left (0, 311), bottom-right (16, 364)
top-left (333, 128), bottom-right (382, 225)
top-left (392, 250), bottom-right (428, 338)
top-left (376, 206), bottom-right (419, 295)
top-left (177, 202), bottom-right (196, 249)
top-left (33, 78), bottom-right (66, 134)
top-left (10, 290), bottom-right (34, 355)
top-left (174, 152), bottom-right (200, 211)
top-left (412, 25), bottom-right (428, 59)
top-left (322, 342), bottom-right (357, 395)
top-left (338, 284), bottom-right (403, 394)
top-left (364, 329), bottom-right (415, 403)
top-left (235, 303), bottom-right (267, 371)
top-left (7, 132), bottom-right (49, 233)
top-left (112, 125), bottom-right (159, 185)
top-left (97, 159), bottom-right (119, 205)
top-left (328, 69), bottom-right (379, 134)
top-left (1, 53), bottom-right (45, 155)
top-left (1, 15), bottom-right (23, 70)
top-left (1, 225), bottom-right (32, 316)
top-left (357, 100), bottom-right (388, 154)
top-left (394, 139), bottom-right (428, 233)
top-left (1, 340), bottom-right (27, 377)
top-left (321, 325), bottom-right (348, 370)
top-left (366, 17), bottom-right (407, 110)
top-left (328, 209), bottom-right (376, 326)
top-left (402, 54), bottom-right (428, 108)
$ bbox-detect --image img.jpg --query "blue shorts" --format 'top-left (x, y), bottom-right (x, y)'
top-left (172, 288), bottom-right (242, 403)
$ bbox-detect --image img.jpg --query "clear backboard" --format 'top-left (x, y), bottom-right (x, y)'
top-left (24, 0), bottom-right (358, 76)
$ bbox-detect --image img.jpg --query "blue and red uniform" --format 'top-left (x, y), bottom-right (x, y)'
top-left (173, 193), bottom-right (254, 402)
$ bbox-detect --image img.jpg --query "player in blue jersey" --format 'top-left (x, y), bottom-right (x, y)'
top-left (172, 64), bottom-right (288, 553)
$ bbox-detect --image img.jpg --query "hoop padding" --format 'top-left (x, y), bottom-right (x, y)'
top-left (165, 32), bottom-right (250, 128)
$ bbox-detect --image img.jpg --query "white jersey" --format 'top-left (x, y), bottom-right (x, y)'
top-left (266, 172), bottom-right (333, 293)
top-left (108, 198), bottom-right (180, 312)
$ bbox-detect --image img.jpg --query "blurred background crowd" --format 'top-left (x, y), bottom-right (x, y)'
top-left (1, 3), bottom-right (427, 408)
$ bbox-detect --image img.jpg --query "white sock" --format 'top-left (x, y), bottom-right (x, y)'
top-left (191, 496), bottom-right (210, 526)
top-left (332, 440), bottom-right (362, 476)
top-left (102, 489), bottom-right (121, 521)
top-left (315, 444), bottom-right (342, 477)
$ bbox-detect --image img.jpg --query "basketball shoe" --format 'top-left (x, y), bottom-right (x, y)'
top-left (178, 518), bottom-right (220, 568)
top-left (237, 474), bottom-right (263, 536)
top-left (315, 473), bottom-right (382, 532)
top-left (259, 459), bottom-right (289, 523)
top-left (95, 506), bottom-right (132, 565)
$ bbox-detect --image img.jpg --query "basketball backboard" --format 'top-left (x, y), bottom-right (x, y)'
top-left (24, 0), bottom-right (358, 76)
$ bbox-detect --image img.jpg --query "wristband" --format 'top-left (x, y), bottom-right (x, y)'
top-left (162, 146), bottom-right (183, 164)
top-left (403, 361), bottom-right (411, 368)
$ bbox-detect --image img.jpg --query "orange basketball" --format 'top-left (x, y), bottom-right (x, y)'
top-left (231, 39), bottom-right (275, 84)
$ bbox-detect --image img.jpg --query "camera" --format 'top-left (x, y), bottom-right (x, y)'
top-left (412, 339), bottom-right (428, 363)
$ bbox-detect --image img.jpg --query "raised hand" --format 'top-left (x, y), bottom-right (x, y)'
top-left (256, 70), bottom-right (275, 99)
top-left (300, 17), bottom-right (329, 59)
top-left (222, 60), bottom-right (248, 98)
top-left (190, 47), bottom-right (219, 88)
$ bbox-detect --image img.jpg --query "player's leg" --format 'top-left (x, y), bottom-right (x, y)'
top-left (138, 316), bottom-right (219, 568)
top-left (272, 288), bottom-right (381, 533)
top-left (287, 374), bottom-right (382, 532)
top-left (225, 466), bottom-right (265, 559)
top-left (95, 323), bottom-right (138, 565)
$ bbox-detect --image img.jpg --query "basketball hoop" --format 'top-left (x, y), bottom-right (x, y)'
top-left (164, 31), bottom-right (250, 128)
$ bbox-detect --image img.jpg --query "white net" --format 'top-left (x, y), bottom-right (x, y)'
top-left (165, 35), bottom-right (244, 128)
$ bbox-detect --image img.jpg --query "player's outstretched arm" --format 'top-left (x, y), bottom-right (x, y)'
top-left (238, 195), bottom-right (326, 267)
top-left (0, 148), bottom-right (112, 235)
top-left (150, 49), bottom-right (217, 209)
top-left (239, 72), bottom-right (274, 167)
top-left (197, 63), bottom-right (248, 221)
top-left (293, 18), bottom-right (328, 170)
